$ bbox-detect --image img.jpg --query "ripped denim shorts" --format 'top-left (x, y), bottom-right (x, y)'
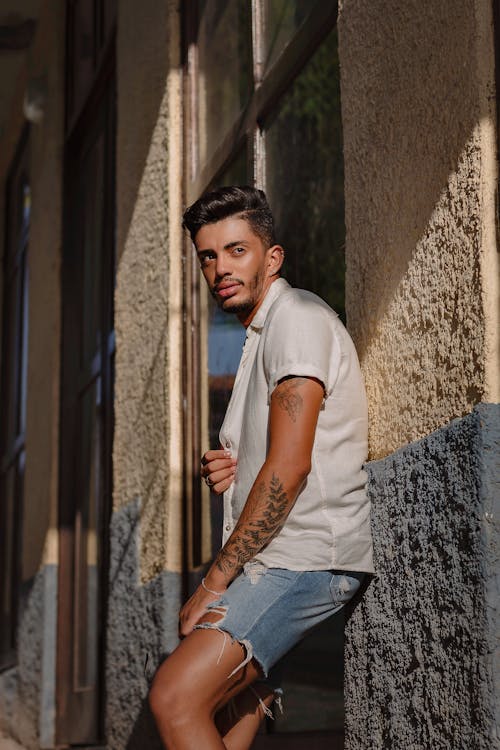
top-left (194, 562), bottom-right (364, 680)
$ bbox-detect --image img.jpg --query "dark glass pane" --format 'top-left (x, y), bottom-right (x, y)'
top-left (263, 0), bottom-right (315, 72)
top-left (18, 252), bottom-right (29, 437)
top-left (3, 266), bottom-right (21, 449)
top-left (209, 147), bottom-right (248, 191)
top-left (80, 132), bottom-right (105, 365)
top-left (204, 154), bottom-right (248, 556)
top-left (197, 0), bottom-right (252, 169)
top-left (75, 378), bottom-right (102, 689)
top-left (70, 0), bottom-right (95, 119)
top-left (21, 183), bottom-right (30, 246)
top-left (265, 25), bottom-right (345, 319)
top-left (102, 0), bottom-right (117, 46)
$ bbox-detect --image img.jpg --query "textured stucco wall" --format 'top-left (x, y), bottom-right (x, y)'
top-left (339, 0), bottom-right (499, 459)
top-left (106, 499), bottom-right (179, 750)
top-left (344, 404), bottom-right (499, 749)
top-left (0, 1), bottom-right (63, 748)
top-left (113, 0), bottom-right (183, 582)
top-left (0, 566), bottom-right (56, 750)
top-left (108, 1), bottom-right (183, 746)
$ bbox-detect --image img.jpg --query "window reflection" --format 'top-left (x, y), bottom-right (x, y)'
top-left (81, 134), bottom-right (105, 365)
top-left (197, 0), bottom-right (252, 169)
top-left (207, 301), bottom-right (245, 554)
top-left (265, 25), bottom-right (345, 320)
top-left (263, 0), bottom-right (315, 72)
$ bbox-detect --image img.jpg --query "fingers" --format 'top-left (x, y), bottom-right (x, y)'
top-left (202, 449), bottom-right (232, 465)
top-left (211, 469), bottom-right (236, 495)
top-left (201, 450), bottom-right (237, 495)
top-left (178, 585), bottom-right (222, 638)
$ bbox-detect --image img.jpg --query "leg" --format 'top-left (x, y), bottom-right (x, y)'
top-left (149, 626), bottom-right (266, 750)
top-left (216, 682), bottom-right (278, 750)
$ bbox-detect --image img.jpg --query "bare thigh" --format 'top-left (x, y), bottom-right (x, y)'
top-left (150, 627), bottom-right (265, 717)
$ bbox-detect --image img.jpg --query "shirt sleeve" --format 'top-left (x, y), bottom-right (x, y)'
top-left (262, 295), bottom-right (342, 402)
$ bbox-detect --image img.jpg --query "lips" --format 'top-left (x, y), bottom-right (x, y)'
top-left (215, 282), bottom-right (241, 299)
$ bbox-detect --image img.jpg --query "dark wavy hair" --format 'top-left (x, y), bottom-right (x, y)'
top-left (182, 185), bottom-right (276, 248)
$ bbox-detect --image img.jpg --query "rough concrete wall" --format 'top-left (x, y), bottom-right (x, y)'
top-left (339, 0), bottom-right (499, 459)
top-left (0, 565), bottom-right (57, 750)
top-left (0, 1), bottom-right (63, 748)
top-left (0, 732), bottom-right (28, 750)
top-left (106, 500), bottom-right (180, 750)
top-left (480, 403), bottom-right (500, 745)
top-left (108, 1), bottom-right (183, 746)
top-left (344, 404), bottom-right (499, 749)
top-left (0, 566), bottom-right (56, 750)
top-left (114, 0), bottom-right (183, 583)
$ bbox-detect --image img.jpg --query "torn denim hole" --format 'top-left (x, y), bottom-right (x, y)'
top-left (248, 685), bottom-right (284, 720)
top-left (243, 560), bottom-right (267, 584)
top-left (339, 575), bottom-right (351, 595)
top-left (274, 687), bottom-right (284, 716)
top-left (225, 684), bottom-right (283, 724)
top-left (194, 602), bottom-right (256, 680)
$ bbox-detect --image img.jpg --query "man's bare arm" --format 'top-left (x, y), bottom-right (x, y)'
top-left (212, 472), bottom-right (289, 578)
top-left (179, 376), bottom-right (324, 635)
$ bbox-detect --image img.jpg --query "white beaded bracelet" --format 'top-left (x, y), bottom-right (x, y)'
top-left (201, 577), bottom-right (225, 596)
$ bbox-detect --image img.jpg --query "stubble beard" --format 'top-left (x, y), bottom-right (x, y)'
top-left (215, 269), bottom-right (266, 316)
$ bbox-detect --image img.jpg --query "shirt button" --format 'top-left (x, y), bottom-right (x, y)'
top-left (225, 524), bottom-right (231, 532)
top-left (224, 440), bottom-right (231, 449)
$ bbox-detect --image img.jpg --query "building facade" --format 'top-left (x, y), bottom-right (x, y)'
top-left (0, 1), bottom-right (498, 748)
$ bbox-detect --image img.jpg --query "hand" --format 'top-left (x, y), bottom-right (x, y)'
top-left (178, 583), bottom-right (225, 637)
top-left (200, 449), bottom-right (237, 495)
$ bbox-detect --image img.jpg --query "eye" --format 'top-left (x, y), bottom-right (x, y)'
top-left (232, 246), bottom-right (245, 256)
top-left (198, 252), bottom-right (215, 267)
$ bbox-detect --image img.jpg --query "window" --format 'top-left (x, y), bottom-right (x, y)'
top-left (56, 3), bottom-right (116, 744)
top-left (0, 130), bottom-right (30, 669)
top-left (184, 1), bottom-right (346, 741)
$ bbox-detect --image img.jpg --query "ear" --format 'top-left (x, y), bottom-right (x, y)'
top-left (267, 244), bottom-right (285, 276)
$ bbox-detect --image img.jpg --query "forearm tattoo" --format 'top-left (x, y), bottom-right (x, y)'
top-left (214, 473), bottom-right (290, 579)
top-left (274, 377), bottom-right (309, 422)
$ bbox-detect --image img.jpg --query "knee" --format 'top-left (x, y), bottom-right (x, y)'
top-left (149, 671), bottom-right (177, 722)
top-left (148, 669), bottom-right (192, 728)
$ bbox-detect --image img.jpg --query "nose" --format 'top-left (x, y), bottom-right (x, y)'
top-left (215, 252), bottom-right (231, 278)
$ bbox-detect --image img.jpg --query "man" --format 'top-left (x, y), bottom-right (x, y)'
top-left (149, 186), bottom-right (374, 749)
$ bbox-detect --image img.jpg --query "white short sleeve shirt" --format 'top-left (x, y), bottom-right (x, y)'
top-left (219, 278), bottom-right (374, 574)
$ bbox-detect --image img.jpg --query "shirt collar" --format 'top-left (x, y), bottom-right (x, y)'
top-left (248, 277), bottom-right (290, 332)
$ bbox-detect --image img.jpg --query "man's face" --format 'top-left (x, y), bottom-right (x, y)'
top-left (194, 216), bottom-right (281, 325)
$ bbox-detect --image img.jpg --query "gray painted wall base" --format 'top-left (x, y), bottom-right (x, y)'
top-left (345, 404), bottom-right (499, 749)
top-left (106, 497), bottom-right (182, 750)
top-left (0, 564), bottom-right (57, 750)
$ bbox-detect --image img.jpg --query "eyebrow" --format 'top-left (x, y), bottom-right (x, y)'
top-left (197, 240), bottom-right (250, 254)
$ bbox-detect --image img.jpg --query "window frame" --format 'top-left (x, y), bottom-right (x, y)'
top-left (0, 126), bottom-right (30, 671)
top-left (56, 3), bottom-right (116, 743)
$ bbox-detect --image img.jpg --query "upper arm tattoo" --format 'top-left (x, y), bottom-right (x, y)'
top-left (273, 376), bottom-right (311, 422)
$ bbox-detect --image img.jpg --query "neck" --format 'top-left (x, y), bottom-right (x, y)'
top-left (237, 275), bottom-right (279, 328)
